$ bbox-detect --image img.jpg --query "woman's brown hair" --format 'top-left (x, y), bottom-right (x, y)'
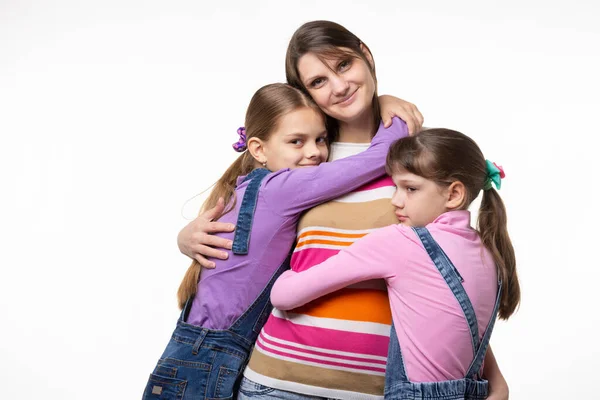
top-left (177, 83), bottom-right (323, 309)
top-left (385, 128), bottom-right (520, 319)
top-left (285, 20), bottom-right (380, 143)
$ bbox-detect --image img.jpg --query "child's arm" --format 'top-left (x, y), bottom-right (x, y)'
top-left (378, 95), bottom-right (424, 133)
top-left (264, 118), bottom-right (408, 217)
top-left (270, 225), bottom-right (406, 310)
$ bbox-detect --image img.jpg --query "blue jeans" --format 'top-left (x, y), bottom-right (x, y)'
top-left (237, 377), bottom-right (333, 400)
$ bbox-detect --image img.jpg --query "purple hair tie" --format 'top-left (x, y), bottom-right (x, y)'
top-left (232, 127), bottom-right (247, 152)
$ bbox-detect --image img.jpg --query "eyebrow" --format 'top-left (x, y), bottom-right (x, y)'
top-left (284, 132), bottom-right (309, 137)
top-left (394, 179), bottom-right (420, 185)
top-left (284, 131), bottom-right (327, 137)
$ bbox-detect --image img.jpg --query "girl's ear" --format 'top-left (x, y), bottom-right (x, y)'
top-left (446, 181), bottom-right (467, 210)
top-left (247, 137), bottom-right (267, 165)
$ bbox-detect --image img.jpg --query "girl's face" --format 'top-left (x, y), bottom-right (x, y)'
top-left (297, 50), bottom-right (376, 124)
top-left (391, 169), bottom-right (450, 227)
top-left (260, 107), bottom-right (328, 171)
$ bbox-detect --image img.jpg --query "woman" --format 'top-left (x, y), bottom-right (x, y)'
top-left (178, 21), bottom-right (508, 400)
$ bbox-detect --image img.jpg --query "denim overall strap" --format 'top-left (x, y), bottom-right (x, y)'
top-left (180, 298), bottom-right (193, 322)
top-left (385, 320), bottom-right (409, 385)
top-left (411, 227), bottom-right (480, 358)
top-left (231, 168), bottom-right (271, 255)
top-left (464, 280), bottom-right (502, 379)
top-left (228, 251), bottom-right (292, 340)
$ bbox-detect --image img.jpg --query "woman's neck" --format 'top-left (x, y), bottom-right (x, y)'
top-left (337, 112), bottom-right (376, 143)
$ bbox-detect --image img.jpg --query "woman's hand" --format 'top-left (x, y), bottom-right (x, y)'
top-left (487, 384), bottom-right (509, 400)
top-left (177, 197), bottom-right (235, 269)
top-left (378, 95), bottom-right (424, 134)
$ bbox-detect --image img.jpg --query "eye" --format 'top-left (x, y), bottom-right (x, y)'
top-left (316, 136), bottom-right (328, 144)
top-left (407, 187), bottom-right (417, 193)
top-left (290, 139), bottom-right (303, 146)
top-left (338, 59), bottom-right (352, 72)
top-left (309, 77), bottom-right (326, 88)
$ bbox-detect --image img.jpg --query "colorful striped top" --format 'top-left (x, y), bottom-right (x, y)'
top-left (244, 142), bottom-right (397, 400)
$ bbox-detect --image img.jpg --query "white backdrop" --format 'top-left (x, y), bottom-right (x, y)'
top-left (1, 1), bottom-right (599, 399)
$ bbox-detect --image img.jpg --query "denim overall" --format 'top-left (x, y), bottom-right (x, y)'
top-left (142, 168), bottom-right (290, 400)
top-left (384, 227), bottom-right (502, 400)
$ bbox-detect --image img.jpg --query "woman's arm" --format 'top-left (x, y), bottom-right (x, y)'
top-left (484, 347), bottom-right (509, 400)
top-left (378, 95), bottom-right (424, 133)
top-left (270, 225), bottom-right (405, 309)
top-left (177, 197), bottom-right (235, 268)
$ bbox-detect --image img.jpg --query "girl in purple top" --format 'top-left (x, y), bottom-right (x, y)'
top-left (142, 83), bottom-right (409, 399)
top-left (270, 129), bottom-right (521, 399)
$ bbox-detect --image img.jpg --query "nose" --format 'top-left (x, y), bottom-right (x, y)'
top-left (304, 141), bottom-right (320, 159)
top-left (391, 190), bottom-right (404, 209)
top-left (330, 74), bottom-right (350, 97)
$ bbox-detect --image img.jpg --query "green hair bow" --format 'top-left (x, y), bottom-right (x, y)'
top-left (484, 160), bottom-right (505, 190)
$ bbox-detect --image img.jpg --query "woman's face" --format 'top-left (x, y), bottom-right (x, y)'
top-left (297, 50), bottom-right (376, 124)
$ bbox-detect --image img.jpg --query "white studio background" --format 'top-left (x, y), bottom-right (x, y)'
top-left (1, 1), bottom-right (598, 399)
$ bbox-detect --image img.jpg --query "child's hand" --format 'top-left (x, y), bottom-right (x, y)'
top-left (378, 95), bottom-right (424, 134)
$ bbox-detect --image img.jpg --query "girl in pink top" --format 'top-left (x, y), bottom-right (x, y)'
top-left (270, 128), bottom-right (521, 399)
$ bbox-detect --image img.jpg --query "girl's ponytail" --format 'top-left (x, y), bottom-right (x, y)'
top-left (478, 188), bottom-right (520, 319)
top-left (176, 151), bottom-right (254, 309)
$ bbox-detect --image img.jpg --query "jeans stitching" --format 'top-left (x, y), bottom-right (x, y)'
top-left (155, 364), bottom-right (178, 378)
top-left (161, 357), bottom-right (212, 370)
top-left (215, 366), bottom-right (239, 398)
top-left (239, 378), bottom-right (275, 396)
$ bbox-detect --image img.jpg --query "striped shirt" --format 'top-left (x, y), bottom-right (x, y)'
top-left (244, 142), bottom-right (397, 400)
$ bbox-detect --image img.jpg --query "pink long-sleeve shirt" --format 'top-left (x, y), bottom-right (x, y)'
top-left (270, 210), bottom-right (498, 383)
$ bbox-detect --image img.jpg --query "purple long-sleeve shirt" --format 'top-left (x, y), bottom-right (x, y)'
top-left (187, 118), bottom-right (408, 329)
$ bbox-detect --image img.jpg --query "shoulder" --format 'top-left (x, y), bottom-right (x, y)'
top-left (258, 168), bottom-right (292, 189)
top-left (363, 224), bottom-right (420, 248)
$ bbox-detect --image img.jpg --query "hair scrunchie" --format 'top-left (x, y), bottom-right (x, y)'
top-left (484, 160), bottom-right (505, 190)
top-left (232, 127), bottom-right (247, 152)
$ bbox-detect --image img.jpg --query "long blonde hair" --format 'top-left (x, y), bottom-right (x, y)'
top-left (386, 129), bottom-right (520, 320)
top-left (177, 83), bottom-right (324, 309)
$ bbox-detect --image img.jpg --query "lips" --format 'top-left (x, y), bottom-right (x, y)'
top-left (335, 88), bottom-right (358, 105)
top-left (396, 214), bottom-right (407, 221)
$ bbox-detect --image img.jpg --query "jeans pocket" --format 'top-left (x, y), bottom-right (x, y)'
top-left (238, 377), bottom-right (275, 396)
top-left (214, 366), bottom-right (241, 399)
top-left (142, 373), bottom-right (187, 399)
